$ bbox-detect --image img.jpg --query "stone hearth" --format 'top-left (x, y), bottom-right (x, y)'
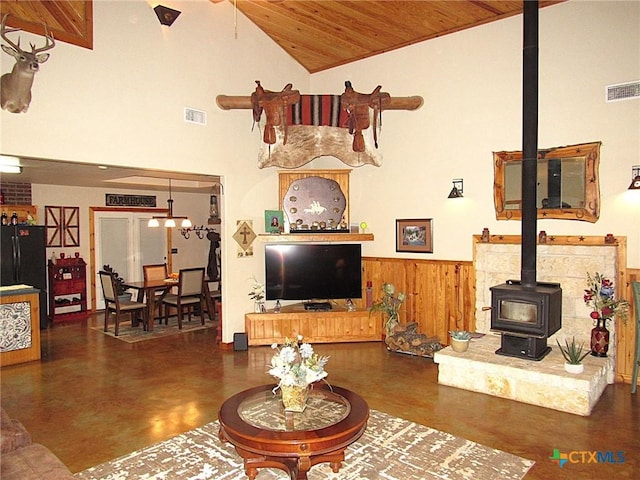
top-left (433, 334), bottom-right (614, 416)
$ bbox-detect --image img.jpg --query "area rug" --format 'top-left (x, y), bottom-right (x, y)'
top-left (75, 409), bottom-right (534, 480)
top-left (90, 316), bottom-right (216, 343)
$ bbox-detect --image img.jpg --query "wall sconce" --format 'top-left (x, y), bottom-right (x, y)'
top-left (629, 165), bottom-right (640, 190)
top-left (154, 5), bottom-right (181, 26)
top-left (448, 178), bottom-right (464, 198)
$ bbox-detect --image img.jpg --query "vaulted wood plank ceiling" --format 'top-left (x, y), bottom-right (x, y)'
top-left (1, 1), bottom-right (563, 73)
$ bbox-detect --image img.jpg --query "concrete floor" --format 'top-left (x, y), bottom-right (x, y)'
top-left (1, 313), bottom-right (638, 479)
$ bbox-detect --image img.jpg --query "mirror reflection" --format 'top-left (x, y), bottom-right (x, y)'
top-left (493, 142), bottom-right (601, 222)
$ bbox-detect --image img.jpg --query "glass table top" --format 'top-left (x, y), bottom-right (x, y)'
top-left (238, 387), bottom-right (351, 432)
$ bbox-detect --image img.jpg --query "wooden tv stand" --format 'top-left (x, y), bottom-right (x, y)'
top-left (244, 303), bottom-right (382, 346)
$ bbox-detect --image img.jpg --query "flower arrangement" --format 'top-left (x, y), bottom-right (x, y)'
top-left (583, 272), bottom-right (629, 325)
top-left (268, 336), bottom-right (329, 387)
top-left (248, 276), bottom-right (265, 302)
top-left (369, 283), bottom-right (406, 334)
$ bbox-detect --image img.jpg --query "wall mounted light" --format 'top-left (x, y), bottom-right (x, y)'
top-left (0, 155), bottom-right (22, 174)
top-left (148, 179), bottom-right (191, 228)
top-left (154, 5), bottom-right (181, 26)
top-left (448, 178), bottom-right (464, 198)
top-left (629, 165), bottom-right (640, 190)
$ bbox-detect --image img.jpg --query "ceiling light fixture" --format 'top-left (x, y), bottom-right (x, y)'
top-left (0, 155), bottom-right (22, 174)
top-left (448, 178), bottom-right (464, 198)
top-left (148, 179), bottom-right (192, 229)
top-left (628, 165), bottom-right (640, 190)
top-left (154, 5), bottom-right (181, 26)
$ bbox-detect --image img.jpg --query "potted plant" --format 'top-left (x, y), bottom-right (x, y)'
top-left (268, 335), bottom-right (329, 412)
top-left (556, 337), bottom-right (590, 374)
top-left (449, 330), bottom-right (471, 353)
top-left (248, 276), bottom-right (265, 313)
top-left (102, 264), bottom-right (131, 301)
top-left (369, 283), bottom-right (406, 337)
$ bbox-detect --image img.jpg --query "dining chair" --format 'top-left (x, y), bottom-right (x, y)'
top-left (631, 281), bottom-right (640, 394)
top-left (99, 270), bottom-right (148, 336)
top-left (162, 267), bottom-right (206, 329)
top-left (143, 263), bottom-right (169, 322)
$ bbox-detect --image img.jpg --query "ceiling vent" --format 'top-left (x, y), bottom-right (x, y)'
top-left (184, 107), bottom-right (207, 125)
top-left (605, 80), bottom-right (640, 103)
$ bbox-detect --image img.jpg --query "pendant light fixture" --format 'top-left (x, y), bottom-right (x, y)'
top-left (148, 179), bottom-right (192, 228)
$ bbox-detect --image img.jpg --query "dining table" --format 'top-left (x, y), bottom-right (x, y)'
top-left (123, 276), bottom-right (216, 332)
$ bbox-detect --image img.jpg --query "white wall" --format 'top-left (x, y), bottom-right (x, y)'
top-left (310, 0), bottom-right (640, 264)
top-left (2, 1), bottom-right (639, 342)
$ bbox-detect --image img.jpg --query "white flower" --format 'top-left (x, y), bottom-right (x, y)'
top-left (267, 336), bottom-right (329, 388)
top-left (299, 343), bottom-right (314, 359)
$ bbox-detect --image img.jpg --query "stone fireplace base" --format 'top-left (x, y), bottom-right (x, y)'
top-left (433, 334), bottom-right (614, 416)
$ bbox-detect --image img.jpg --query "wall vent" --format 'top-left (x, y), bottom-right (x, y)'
top-left (184, 107), bottom-right (207, 125)
top-left (605, 81), bottom-right (640, 103)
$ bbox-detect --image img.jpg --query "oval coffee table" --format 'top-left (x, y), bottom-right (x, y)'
top-left (218, 383), bottom-right (369, 480)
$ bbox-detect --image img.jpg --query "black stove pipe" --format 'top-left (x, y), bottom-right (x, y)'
top-left (521, 1), bottom-right (539, 289)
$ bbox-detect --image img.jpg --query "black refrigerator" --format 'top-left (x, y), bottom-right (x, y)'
top-left (1, 225), bottom-right (48, 329)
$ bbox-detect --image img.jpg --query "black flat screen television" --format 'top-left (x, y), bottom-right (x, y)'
top-left (265, 244), bottom-right (362, 301)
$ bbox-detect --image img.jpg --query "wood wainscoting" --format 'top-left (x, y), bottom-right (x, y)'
top-left (356, 257), bottom-right (476, 346)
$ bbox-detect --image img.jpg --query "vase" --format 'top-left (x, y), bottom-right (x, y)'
top-left (590, 318), bottom-right (610, 357)
top-left (450, 338), bottom-right (470, 353)
top-left (385, 313), bottom-right (399, 336)
top-left (254, 301), bottom-right (265, 313)
top-left (280, 384), bottom-right (310, 412)
top-left (564, 362), bottom-right (584, 374)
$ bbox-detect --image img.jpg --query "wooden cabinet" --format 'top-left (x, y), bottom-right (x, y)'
top-left (47, 257), bottom-right (88, 323)
top-left (0, 287), bottom-right (41, 366)
top-left (245, 303), bottom-right (382, 346)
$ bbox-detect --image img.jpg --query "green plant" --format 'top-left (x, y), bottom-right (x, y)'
top-left (556, 337), bottom-right (590, 365)
top-left (369, 283), bottom-right (406, 334)
top-left (449, 330), bottom-right (471, 341)
top-left (102, 264), bottom-right (128, 296)
top-left (248, 275), bottom-right (265, 302)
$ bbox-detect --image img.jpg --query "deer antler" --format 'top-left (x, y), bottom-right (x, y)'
top-left (30, 22), bottom-right (55, 54)
top-left (0, 14), bottom-right (55, 54)
top-left (1, 14), bottom-right (23, 52)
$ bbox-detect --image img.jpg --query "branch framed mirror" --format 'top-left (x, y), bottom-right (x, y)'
top-left (493, 141), bottom-right (601, 223)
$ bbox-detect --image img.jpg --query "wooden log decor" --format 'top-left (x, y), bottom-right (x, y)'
top-left (217, 81), bottom-right (423, 169)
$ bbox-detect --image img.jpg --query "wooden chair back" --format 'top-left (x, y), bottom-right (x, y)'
top-left (99, 271), bottom-right (117, 303)
top-left (144, 263), bottom-right (168, 282)
top-left (179, 268), bottom-right (205, 297)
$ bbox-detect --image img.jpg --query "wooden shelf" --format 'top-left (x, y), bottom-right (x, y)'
top-left (258, 233), bottom-right (373, 243)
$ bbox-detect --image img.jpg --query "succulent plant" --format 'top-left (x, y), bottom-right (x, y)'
top-left (557, 337), bottom-right (590, 365)
top-left (449, 330), bottom-right (471, 341)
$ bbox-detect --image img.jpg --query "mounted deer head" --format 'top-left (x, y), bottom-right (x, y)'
top-left (1, 14), bottom-right (55, 113)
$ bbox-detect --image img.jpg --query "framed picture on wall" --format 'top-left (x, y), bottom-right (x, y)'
top-left (396, 218), bottom-right (433, 253)
top-left (265, 210), bottom-right (284, 234)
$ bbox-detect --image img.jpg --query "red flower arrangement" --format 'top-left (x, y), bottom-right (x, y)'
top-left (583, 272), bottom-right (629, 325)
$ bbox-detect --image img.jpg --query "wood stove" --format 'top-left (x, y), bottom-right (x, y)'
top-left (489, 1), bottom-right (562, 361)
top-left (491, 280), bottom-right (562, 360)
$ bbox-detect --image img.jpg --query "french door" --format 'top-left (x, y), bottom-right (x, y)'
top-left (94, 210), bottom-right (167, 309)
